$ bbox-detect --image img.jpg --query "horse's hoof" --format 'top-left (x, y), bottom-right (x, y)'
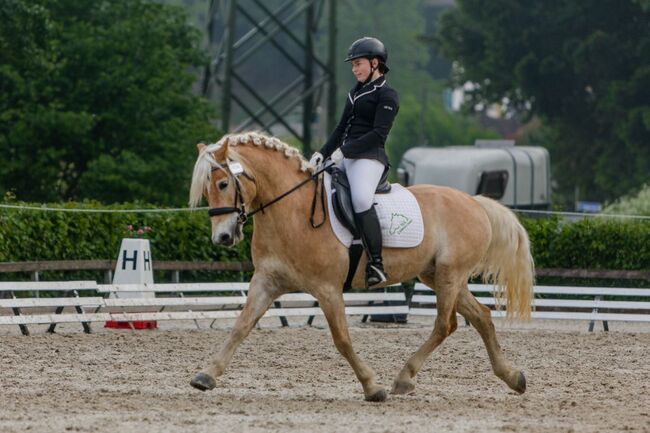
top-left (391, 379), bottom-right (415, 395)
top-left (190, 372), bottom-right (216, 391)
top-left (511, 371), bottom-right (526, 394)
top-left (365, 388), bottom-right (388, 402)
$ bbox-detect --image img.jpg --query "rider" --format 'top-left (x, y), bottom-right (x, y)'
top-left (310, 37), bottom-right (399, 288)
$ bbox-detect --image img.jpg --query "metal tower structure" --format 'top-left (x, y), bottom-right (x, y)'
top-left (203, 0), bottom-right (338, 155)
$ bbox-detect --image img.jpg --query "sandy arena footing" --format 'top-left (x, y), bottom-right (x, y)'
top-left (1, 318), bottom-right (649, 433)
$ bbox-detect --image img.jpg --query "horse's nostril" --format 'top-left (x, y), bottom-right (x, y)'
top-left (218, 233), bottom-right (232, 244)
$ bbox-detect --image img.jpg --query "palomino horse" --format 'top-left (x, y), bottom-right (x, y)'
top-left (188, 132), bottom-right (534, 402)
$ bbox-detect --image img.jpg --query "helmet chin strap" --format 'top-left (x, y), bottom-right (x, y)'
top-left (363, 59), bottom-right (379, 85)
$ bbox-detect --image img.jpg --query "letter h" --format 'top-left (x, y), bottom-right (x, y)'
top-left (122, 250), bottom-right (138, 270)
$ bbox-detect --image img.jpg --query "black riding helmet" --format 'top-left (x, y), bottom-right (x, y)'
top-left (345, 37), bottom-right (390, 74)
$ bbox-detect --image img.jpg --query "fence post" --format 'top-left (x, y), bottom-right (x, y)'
top-left (31, 271), bottom-right (39, 298)
top-left (104, 270), bottom-right (112, 284)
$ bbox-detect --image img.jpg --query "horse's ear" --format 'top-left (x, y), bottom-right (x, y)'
top-left (214, 139), bottom-right (229, 162)
top-left (196, 143), bottom-right (206, 153)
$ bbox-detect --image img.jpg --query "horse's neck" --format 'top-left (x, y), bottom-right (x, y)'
top-left (239, 146), bottom-right (332, 271)
top-left (240, 148), bottom-right (313, 221)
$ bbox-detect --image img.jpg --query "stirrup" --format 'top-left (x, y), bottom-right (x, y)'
top-left (366, 263), bottom-right (387, 288)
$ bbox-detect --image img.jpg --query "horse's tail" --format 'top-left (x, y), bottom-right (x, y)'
top-left (471, 195), bottom-right (535, 320)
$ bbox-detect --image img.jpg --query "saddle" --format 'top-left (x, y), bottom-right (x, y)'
top-left (326, 166), bottom-right (391, 291)
top-left (328, 166), bottom-right (391, 237)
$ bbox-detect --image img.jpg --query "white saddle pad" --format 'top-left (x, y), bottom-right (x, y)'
top-left (324, 172), bottom-right (424, 248)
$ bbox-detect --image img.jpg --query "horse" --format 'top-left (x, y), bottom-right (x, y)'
top-left (188, 132), bottom-right (534, 402)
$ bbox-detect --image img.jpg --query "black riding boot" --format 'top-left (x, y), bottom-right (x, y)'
top-left (355, 206), bottom-right (387, 288)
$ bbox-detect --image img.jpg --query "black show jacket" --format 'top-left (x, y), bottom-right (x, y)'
top-left (319, 75), bottom-right (399, 167)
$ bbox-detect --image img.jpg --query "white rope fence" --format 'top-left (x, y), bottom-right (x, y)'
top-left (0, 204), bottom-right (208, 213)
top-left (1, 203), bottom-right (649, 220)
top-left (512, 209), bottom-right (650, 221)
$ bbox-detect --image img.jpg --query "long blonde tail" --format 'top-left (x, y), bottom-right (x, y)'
top-left (471, 195), bottom-right (535, 320)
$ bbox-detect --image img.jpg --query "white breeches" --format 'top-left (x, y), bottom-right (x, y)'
top-left (338, 157), bottom-right (385, 213)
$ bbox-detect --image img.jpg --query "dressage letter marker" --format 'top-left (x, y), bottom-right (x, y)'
top-left (105, 238), bottom-right (157, 330)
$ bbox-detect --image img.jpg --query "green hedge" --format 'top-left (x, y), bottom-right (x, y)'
top-left (0, 200), bottom-right (254, 283)
top-left (1, 201), bottom-right (648, 282)
top-left (521, 216), bottom-right (650, 271)
top-left (0, 201), bottom-right (251, 270)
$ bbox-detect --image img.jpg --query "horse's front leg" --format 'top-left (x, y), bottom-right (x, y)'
top-left (190, 272), bottom-right (278, 391)
top-left (317, 290), bottom-right (387, 402)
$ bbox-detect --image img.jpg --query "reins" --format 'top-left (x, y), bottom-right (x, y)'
top-left (207, 162), bottom-right (332, 228)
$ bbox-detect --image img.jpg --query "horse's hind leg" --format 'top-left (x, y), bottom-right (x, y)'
top-left (190, 272), bottom-right (278, 391)
top-left (317, 290), bottom-right (387, 402)
top-left (456, 287), bottom-right (526, 393)
top-left (391, 265), bottom-right (460, 395)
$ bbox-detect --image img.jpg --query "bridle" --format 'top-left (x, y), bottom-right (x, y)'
top-left (206, 160), bottom-right (254, 224)
top-left (206, 159), bottom-right (331, 228)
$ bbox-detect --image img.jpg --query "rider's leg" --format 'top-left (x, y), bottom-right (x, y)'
top-left (343, 158), bottom-right (387, 287)
top-left (355, 206), bottom-right (387, 287)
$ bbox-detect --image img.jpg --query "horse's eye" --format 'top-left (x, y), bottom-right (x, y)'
top-left (218, 180), bottom-right (229, 191)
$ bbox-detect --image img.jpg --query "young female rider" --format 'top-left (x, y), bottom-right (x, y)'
top-left (309, 37), bottom-right (399, 288)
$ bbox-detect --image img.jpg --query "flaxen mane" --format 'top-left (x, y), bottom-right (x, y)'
top-left (189, 132), bottom-right (314, 207)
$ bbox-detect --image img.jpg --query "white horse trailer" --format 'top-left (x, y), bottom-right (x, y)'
top-left (397, 140), bottom-right (551, 209)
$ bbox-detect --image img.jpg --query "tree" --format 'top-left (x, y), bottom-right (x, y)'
top-left (436, 0), bottom-right (650, 204)
top-left (0, 0), bottom-right (219, 205)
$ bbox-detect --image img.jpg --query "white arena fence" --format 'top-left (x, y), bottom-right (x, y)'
top-left (0, 281), bottom-right (409, 335)
top-left (1, 281), bottom-right (649, 335)
top-left (409, 283), bottom-right (650, 332)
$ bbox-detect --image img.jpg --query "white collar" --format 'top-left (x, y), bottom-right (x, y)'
top-left (349, 76), bottom-right (387, 103)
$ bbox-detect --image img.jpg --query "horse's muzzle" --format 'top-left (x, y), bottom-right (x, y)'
top-left (215, 233), bottom-right (234, 246)
top-left (211, 220), bottom-right (244, 247)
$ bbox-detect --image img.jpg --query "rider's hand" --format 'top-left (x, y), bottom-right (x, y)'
top-left (309, 151), bottom-right (324, 168)
top-left (331, 148), bottom-right (344, 164)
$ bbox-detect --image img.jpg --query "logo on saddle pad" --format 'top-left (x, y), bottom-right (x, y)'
top-left (389, 213), bottom-right (412, 235)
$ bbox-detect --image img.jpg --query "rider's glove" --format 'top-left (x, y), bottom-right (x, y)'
top-left (309, 151), bottom-right (324, 168)
top-left (331, 148), bottom-right (344, 164)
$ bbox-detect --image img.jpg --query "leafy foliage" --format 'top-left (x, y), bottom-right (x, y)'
top-left (521, 217), bottom-right (650, 271)
top-left (603, 184), bottom-right (650, 216)
top-left (0, 201), bottom-right (251, 266)
top-left (436, 0), bottom-right (650, 203)
top-left (0, 0), bottom-right (219, 205)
